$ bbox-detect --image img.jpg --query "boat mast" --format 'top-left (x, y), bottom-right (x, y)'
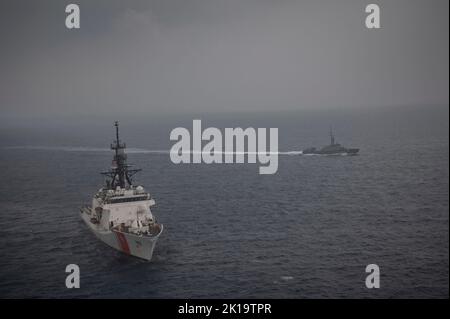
top-left (114, 121), bottom-right (120, 156)
top-left (330, 126), bottom-right (335, 145)
top-left (101, 121), bottom-right (141, 189)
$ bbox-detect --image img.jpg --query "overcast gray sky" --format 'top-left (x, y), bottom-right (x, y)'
top-left (0, 0), bottom-right (448, 117)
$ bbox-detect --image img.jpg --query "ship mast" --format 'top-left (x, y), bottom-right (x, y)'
top-left (101, 121), bottom-right (141, 189)
top-left (330, 126), bottom-right (335, 145)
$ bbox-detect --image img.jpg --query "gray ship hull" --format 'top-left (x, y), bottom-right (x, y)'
top-left (302, 146), bottom-right (359, 155)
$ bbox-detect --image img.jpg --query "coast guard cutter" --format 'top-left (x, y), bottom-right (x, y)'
top-left (80, 121), bottom-right (162, 261)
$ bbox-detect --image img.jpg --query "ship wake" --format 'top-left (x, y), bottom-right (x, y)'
top-left (4, 146), bottom-right (360, 156)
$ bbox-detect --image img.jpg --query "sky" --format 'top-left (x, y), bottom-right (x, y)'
top-left (0, 0), bottom-right (448, 117)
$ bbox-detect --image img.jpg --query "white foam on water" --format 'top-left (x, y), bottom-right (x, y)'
top-left (280, 276), bottom-right (294, 281)
top-left (279, 151), bottom-right (303, 155)
top-left (4, 146), bottom-right (305, 156)
top-left (301, 152), bottom-right (355, 156)
top-left (5, 146), bottom-right (358, 158)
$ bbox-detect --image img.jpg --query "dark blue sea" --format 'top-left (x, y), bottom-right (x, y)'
top-left (0, 106), bottom-right (448, 298)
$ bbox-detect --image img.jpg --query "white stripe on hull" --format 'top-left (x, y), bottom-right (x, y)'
top-left (81, 211), bottom-right (162, 261)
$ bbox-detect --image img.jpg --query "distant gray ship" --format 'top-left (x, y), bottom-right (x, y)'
top-left (303, 128), bottom-right (359, 155)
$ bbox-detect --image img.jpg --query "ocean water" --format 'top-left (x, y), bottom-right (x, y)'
top-left (0, 106), bottom-right (448, 298)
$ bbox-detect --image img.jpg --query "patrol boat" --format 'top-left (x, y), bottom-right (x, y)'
top-left (80, 121), bottom-right (162, 261)
top-left (302, 128), bottom-right (359, 155)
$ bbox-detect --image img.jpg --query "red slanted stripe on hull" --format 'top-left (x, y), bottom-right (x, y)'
top-left (115, 232), bottom-right (130, 254)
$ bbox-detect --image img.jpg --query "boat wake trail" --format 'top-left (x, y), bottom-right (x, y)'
top-left (279, 151), bottom-right (303, 156)
top-left (4, 146), bottom-right (362, 156)
top-left (4, 146), bottom-right (306, 156)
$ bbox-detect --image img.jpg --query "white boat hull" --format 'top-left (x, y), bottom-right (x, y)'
top-left (81, 209), bottom-right (162, 261)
